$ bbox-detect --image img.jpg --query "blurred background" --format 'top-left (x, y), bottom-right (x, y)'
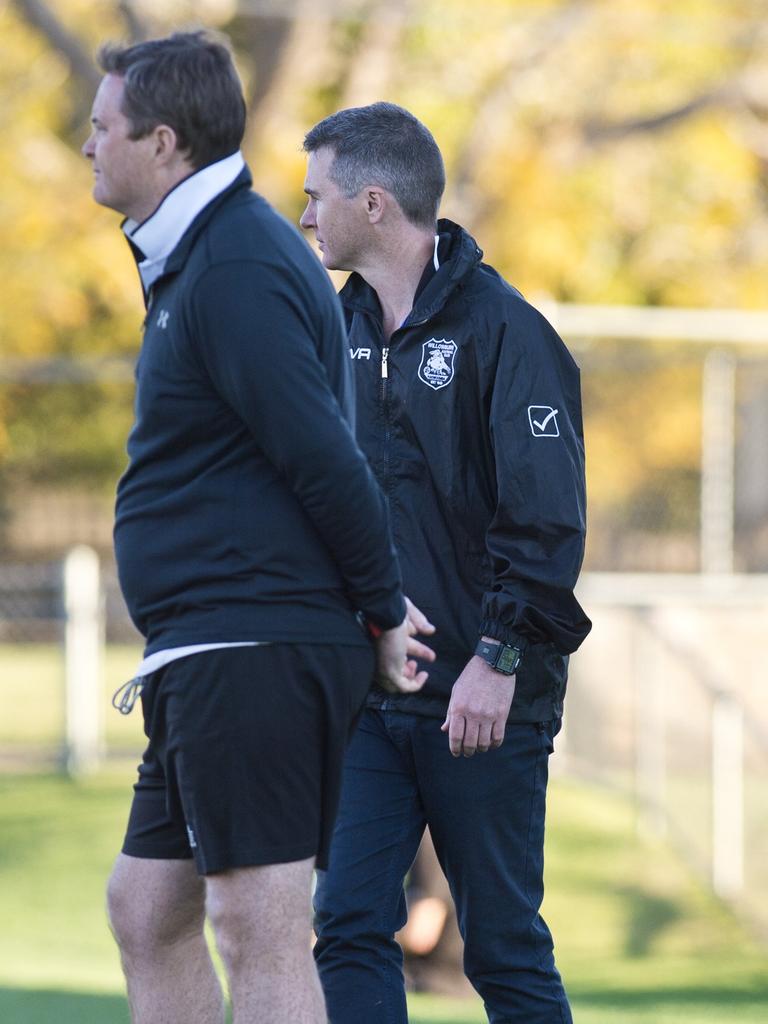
top-left (1, 1), bottom-right (767, 1022)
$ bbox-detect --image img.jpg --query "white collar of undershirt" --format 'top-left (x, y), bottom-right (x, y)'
top-left (123, 150), bottom-right (245, 291)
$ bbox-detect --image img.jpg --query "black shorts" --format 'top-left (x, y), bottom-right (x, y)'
top-left (121, 643), bottom-right (374, 875)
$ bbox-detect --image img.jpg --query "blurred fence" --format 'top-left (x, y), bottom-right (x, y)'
top-left (0, 548), bottom-right (142, 772)
top-left (550, 302), bottom-right (768, 574)
top-left (564, 572), bottom-right (768, 940)
top-left (2, 304), bottom-right (768, 568)
top-left (0, 550), bottom-right (139, 646)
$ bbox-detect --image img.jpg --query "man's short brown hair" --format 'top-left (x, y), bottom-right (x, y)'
top-left (98, 30), bottom-right (246, 169)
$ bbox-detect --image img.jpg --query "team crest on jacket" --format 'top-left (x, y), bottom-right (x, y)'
top-left (418, 339), bottom-right (457, 391)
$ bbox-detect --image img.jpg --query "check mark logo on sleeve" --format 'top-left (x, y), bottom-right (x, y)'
top-left (533, 409), bottom-right (558, 431)
top-left (527, 405), bottom-right (560, 437)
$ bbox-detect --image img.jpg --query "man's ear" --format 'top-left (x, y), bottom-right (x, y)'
top-left (365, 186), bottom-right (387, 224)
top-left (152, 123), bottom-right (180, 164)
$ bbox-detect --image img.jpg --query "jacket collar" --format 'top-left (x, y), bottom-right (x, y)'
top-left (122, 156), bottom-right (252, 299)
top-left (339, 219), bottom-right (483, 324)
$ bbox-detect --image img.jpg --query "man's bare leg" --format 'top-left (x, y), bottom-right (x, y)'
top-left (107, 853), bottom-right (225, 1024)
top-left (207, 856), bottom-right (325, 1024)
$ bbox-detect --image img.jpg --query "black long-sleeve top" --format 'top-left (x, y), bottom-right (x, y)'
top-left (115, 167), bottom-right (405, 655)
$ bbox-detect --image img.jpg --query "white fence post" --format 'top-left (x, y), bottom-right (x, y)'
top-left (711, 694), bottom-right (744, 899)
top-left (63, 545), bottom-right (105, 775)
top-left (633, 618), bottom-right (667, 840)
top-left (701, 350), bottom-right (736, 574)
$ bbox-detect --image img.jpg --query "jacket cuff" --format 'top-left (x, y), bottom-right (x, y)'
top-left (361, 593), bottom-right (407, 634)
top-left (478, 618), bottom-right (530, 653)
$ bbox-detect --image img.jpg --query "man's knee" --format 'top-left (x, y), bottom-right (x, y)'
top-left (207, 859), bottom-right (315, 970)
top-left (314, 865), bottom-right (407, 943)
top-left (107, 854), bottom-right (205, 959)
top-left (313, 875), bottom-right (359, 943)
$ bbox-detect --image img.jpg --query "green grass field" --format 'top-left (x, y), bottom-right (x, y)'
top-left (1, 646), bottom-right (767, 1022)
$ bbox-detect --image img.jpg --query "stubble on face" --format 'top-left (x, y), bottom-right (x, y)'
top-left (83, 74), bottom-right (160, 222)
top-left (301, 148), bottom-right (370, 273)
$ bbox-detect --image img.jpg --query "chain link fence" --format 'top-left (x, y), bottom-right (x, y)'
top-left (0, 557), bottom-right (138, 645)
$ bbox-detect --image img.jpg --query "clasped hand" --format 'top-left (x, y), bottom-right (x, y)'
top-left (374, 596), bottom-right (435, 694)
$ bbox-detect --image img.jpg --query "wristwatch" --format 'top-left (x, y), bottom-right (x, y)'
top-left (474, 638), bottom-right (522, 675)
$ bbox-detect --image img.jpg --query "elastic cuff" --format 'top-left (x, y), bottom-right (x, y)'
top-left (477, 619), bottom-right (530, 653)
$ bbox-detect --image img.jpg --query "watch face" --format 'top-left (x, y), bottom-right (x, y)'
top-left (496, 646), bottom-right (520, 674)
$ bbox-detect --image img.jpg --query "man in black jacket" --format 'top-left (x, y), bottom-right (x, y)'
top-left (301, 103), bottom-right (591, 1023)
top-left (83, 35), bottom-right (432, 1024)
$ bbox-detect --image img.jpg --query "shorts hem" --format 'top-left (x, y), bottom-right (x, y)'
top-left (199, 841), bottom-right (321, 876)
top-left (121, 840), bottom-right (194, 861)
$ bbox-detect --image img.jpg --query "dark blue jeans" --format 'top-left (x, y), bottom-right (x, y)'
top-left (313, 708), bottom-right (572, 1024)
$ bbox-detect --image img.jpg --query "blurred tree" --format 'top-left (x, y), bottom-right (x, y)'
top-left (1, 0), bottom-right (767, 563)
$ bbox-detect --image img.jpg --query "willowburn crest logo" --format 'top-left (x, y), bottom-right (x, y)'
top-left (418, 338), bottom-right (457, 390)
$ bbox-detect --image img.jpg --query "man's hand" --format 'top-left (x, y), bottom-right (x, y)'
top-left (441, 651), bottom-right (515, 757)
top-left (375, 598), bottom-right (436, 694)
top-left (404, 596), bottom-right (436, 658)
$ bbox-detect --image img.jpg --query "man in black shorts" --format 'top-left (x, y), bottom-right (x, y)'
top-left (82, 33), bottom-right (432, 1024)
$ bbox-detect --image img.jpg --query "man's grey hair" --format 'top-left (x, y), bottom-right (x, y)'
top-left (303, 102), bottom-right (445, 229)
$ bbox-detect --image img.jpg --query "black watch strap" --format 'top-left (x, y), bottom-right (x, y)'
top-left (474, 639), bottom-right (522, 675)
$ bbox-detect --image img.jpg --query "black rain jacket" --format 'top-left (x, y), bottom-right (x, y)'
top-left (341, 220), bottom-right (591, 722)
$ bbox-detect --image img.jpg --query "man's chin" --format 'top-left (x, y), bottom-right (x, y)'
top-left (91, 187), bottom-right (122, 215)
top-left (92, 184), bottom-right (110, 207)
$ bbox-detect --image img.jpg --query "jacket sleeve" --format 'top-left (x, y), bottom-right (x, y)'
top-left (187, 259), bottom-right (405, 631)
top-left (479, 303), bottom-right (591, 655)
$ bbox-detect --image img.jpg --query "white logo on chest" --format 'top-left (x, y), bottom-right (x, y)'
top-left (156, 309), bottom-right (170, 329)
top-left (349, 347), bottom-right (371, 360)
top-left (418, 338), bottom-right (457, 390)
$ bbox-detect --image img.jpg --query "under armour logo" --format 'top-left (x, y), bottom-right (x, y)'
top-left (156, 309), bottom-right (170, 329)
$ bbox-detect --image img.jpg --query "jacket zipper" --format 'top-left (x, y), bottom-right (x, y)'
top-left (379, 324), bottom-right (424, 497)
top-left (378, 318), bottom-right (427, 500)
top-left (380, 345), bottom-right (391, 495)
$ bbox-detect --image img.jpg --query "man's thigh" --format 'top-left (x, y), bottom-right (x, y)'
top-left (411, 720), bottom-right (570, 1022)
top-left (314, 709), bottom-right (426, 932)
top-left (411, 718), bottom-right (556, 914)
